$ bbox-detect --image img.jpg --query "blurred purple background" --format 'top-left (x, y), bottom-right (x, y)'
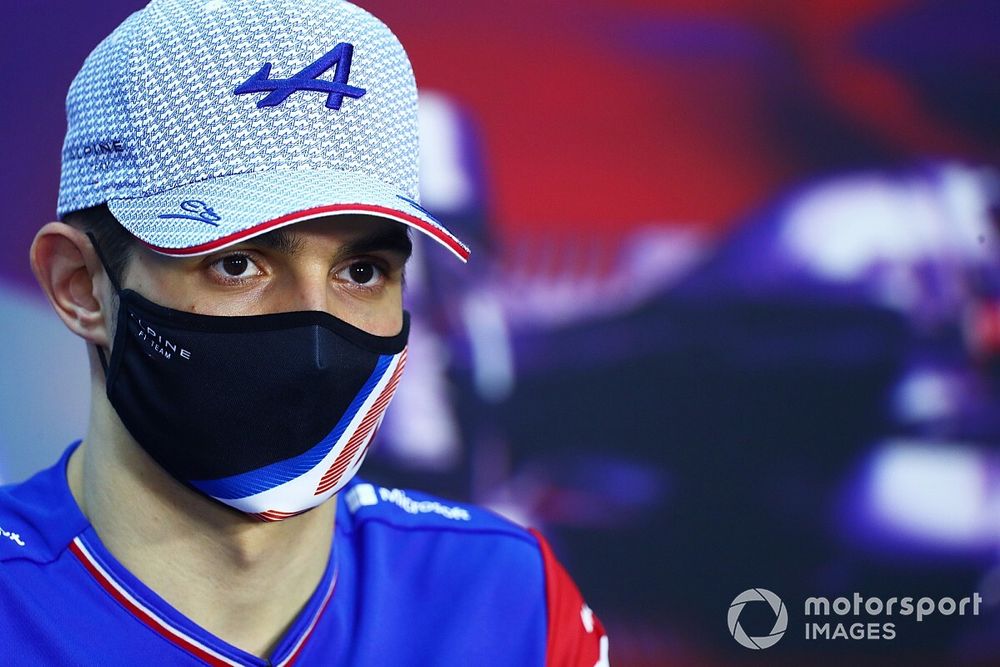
top-left (4, 1), bottom-right (1000, 665)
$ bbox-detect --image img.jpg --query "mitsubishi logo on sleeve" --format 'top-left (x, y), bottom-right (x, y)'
top-left (235, 42), bottom-right (367, 110)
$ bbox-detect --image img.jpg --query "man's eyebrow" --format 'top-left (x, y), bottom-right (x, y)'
top-left (335, 227), bottom-right (413, 264)
top-left (245, 228), bottom-right (304, 256)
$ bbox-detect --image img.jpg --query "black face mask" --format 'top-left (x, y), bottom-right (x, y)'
top-left (90, 235), bottom-right (409, 520)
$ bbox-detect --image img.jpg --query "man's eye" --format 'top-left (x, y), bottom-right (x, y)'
top-left (338, 262), bottom-right (383, 286)
top-left (211, 254), bottom-right (262, 279)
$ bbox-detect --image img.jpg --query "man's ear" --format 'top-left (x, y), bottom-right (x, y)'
top-left (30, 222), bottom-right (113, 346)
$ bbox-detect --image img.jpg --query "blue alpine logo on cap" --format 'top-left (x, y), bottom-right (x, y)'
top-left (235, 42), bottom-right (367, 110)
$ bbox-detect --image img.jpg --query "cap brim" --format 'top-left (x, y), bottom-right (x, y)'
top-left (106, 168), bottom-right (470, 262)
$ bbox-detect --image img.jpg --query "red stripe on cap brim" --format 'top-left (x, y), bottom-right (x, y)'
top-left (141, 204), bottom-right (470, 262)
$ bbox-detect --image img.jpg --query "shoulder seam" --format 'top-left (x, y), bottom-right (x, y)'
top-left (0, 526), bottom-right (84, 566)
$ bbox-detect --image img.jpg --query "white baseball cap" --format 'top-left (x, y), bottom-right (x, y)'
top-left (58, 0), bottom-right (470, 262)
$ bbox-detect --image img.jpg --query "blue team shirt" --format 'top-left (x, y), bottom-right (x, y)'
top-left (0, 443), bottom-right (572, 666)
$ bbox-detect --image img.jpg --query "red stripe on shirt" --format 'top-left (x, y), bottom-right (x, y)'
top-left (69, 539), bottom-right (235, 667)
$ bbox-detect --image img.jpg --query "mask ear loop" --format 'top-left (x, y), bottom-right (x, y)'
top-left (85, 232), bottom-right (121, 375)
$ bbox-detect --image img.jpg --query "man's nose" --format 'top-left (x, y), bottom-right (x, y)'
top-left (285, 273), bottom-right (338, 316)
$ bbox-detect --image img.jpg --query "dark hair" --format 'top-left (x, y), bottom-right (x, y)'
top-left (62, 204), bottom-right (137, 288)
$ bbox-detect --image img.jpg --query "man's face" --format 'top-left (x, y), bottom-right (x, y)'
top-left (116, 215), bottom-right (411, 335)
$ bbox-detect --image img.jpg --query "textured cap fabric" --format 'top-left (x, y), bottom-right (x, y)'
top-left (58, 0), bottom-right (469, 261)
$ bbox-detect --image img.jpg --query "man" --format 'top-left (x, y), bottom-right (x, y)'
top-left (0, 0), bottom-right (608, 664)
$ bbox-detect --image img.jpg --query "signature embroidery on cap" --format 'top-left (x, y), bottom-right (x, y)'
top-left (0, 524), bottom-right (25, 548)
top-left (235, 42), bottom-right (367, 110)
top-left (157, 200), bottom-right (222, 226)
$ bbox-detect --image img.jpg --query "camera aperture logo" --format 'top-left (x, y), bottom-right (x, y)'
top-left (728, 588), bottom-right (788, 649)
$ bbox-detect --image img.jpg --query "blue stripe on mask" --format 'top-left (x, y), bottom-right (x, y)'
top-left (189, 353), bottom-right (395, 500)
